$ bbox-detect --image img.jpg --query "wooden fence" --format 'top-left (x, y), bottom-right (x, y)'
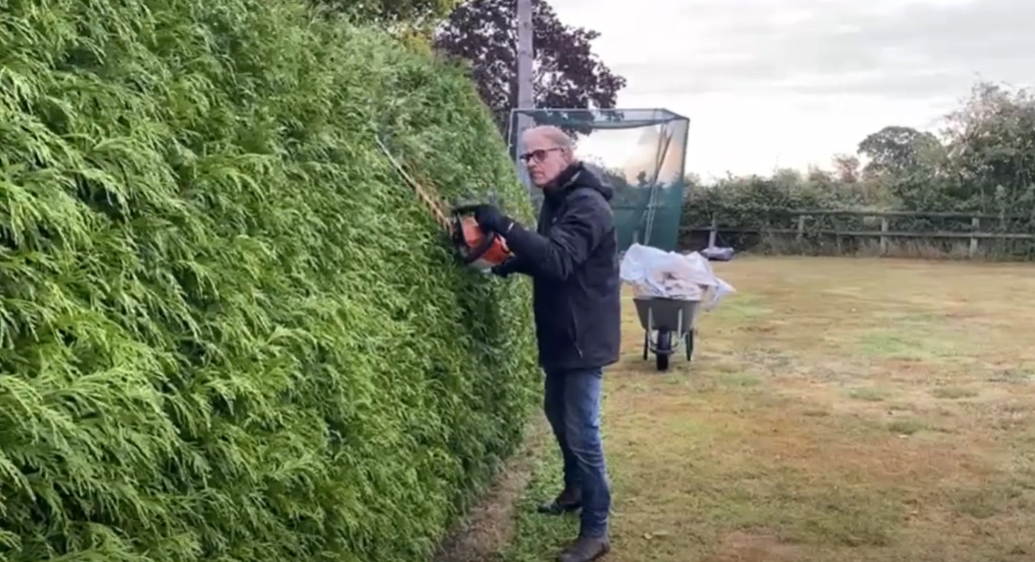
top-left (681, 209), bottom-right (1035, 258)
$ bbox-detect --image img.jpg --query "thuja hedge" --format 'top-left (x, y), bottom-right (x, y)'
top-left (0, 1), bottom-right (539, 561)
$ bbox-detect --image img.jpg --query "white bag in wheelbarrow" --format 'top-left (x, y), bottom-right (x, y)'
top-left (706, 278), bottom-right (736, 311)
top-left (681, 250), bottom-right (736, 311)
top-left (620, 244), bottom-right (691, 298)
top-left (619, 243), bottom-right (735, 309)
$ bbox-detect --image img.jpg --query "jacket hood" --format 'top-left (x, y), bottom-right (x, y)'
top-left (545, 162), bottom-right (614, 202)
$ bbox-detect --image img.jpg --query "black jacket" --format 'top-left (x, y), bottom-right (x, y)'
top-left (501, 163), bottom-right (622, 373)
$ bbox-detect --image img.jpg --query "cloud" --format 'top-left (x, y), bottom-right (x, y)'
top-left (558, 0), bottom-right (1035, 97)
top-left (593, 0), bottom-right (1035, 99)
top-left (547, 0), bottom-right (1035, 178)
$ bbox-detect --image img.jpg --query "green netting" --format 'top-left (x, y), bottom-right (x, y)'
top-left (508, 108), bottom-right (690, 252)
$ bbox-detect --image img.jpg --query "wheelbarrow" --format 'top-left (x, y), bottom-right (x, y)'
top-left (633, 297), bottom-right (700, 372)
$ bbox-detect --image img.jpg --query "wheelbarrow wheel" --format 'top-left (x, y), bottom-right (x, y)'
top-left (655, 329), bottom-right (672, 371)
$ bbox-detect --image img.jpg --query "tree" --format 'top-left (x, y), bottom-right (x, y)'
top-left (831, 154), bottom-right (860, 184)
top-left (856, 125), bottom-right (941, 178)
top-left (434, 0), bottom-right (626, 136)
top-left (938, 82), bottom-right (1035, 214)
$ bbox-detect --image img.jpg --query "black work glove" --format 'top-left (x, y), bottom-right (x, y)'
top-left (473, 204), bottom-right (514, 234)
top-left (491, 257), bottom-right (521, 278)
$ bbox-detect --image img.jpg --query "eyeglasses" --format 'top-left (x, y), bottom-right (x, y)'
top-left (519, 147), bottom-right (564, 163)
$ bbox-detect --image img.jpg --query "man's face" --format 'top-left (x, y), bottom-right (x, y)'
top-left (520, 130), bottom-right (569, 188)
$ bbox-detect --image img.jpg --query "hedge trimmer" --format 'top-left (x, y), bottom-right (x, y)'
top-left (374, 134), bottom-right (511, 271)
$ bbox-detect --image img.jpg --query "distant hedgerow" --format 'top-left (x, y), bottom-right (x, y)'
top-left (0, 1), bottom-right (538, 561)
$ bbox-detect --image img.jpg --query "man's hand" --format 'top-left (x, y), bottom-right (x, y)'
top-left (473, 204), bottom-right (514, 234)
top-left (491, 257), bottom-right (521, 278)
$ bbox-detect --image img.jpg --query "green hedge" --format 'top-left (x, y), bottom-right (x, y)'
top-left (0, 1), bottom-right (538, 561)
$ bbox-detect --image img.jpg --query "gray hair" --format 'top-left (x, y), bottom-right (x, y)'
top-left (524, 125), bottom-right (578, 163)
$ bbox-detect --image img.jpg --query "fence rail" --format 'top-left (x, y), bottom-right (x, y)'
top-left (681, 208), bottom-right (1035, 257)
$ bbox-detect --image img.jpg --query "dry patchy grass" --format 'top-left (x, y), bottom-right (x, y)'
top-left (433, 421), bottom-right (550, 562)
top-left (502, 257), bottom-right (1035, 562)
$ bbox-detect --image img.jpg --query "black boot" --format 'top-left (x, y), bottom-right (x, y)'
top-left (557, 535), bottom-right (610, 562)
top-left (537, 488), bottom-right (582, 515)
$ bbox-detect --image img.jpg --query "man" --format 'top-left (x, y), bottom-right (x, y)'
top-left (471, 125), bottom-right (621, 562)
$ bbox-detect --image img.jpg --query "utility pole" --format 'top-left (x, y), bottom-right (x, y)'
top-left (515, 0), bottom-right (535, 197)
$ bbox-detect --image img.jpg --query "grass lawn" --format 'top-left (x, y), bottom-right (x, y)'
top-left (499, 256), bottom-right (1035, 562)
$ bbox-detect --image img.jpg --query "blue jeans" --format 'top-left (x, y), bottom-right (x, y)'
top-left (543, 367), bottom-right (611, 538)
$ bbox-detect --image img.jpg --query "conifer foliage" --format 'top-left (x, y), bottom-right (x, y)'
top-left (0, 0), bottom-right (538, 560)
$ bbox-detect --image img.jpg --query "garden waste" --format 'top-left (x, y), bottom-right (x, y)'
top-left (619, 243), bottom-right (735, 310)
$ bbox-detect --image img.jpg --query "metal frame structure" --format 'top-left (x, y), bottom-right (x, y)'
top-left (506, 107), bottom-right (691, 249)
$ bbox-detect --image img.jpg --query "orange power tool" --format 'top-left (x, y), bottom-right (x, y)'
top-left (375, 135), bottom-right (512, 271)
top-left (450, 199), bottom-right (512, 270)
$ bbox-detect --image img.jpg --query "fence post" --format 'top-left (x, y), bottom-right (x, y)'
top-left (796, 215), bottom-right (805, 241)
top-left (999, 213), bottom-right (1007, 255)
top-left (707, 215), bottom-right (717, 248)
top-left (969, 216), bottom-right (980, 257)
top-left (880, 217), bottom-right (888, 255)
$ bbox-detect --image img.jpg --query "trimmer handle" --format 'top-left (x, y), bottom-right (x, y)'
top-left (461, 228), bottom-right (498, 265)
top-left (451, 203), bottom-right (484, 214)
top-left (452, 205), bottom-right (498, 265)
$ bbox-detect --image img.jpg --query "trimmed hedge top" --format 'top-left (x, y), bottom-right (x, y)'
top-left (0, 1), bottom-right (538, 561)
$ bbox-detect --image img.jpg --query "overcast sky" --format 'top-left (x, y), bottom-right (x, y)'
top-left (549, 0), bottom-right (1033, 181)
